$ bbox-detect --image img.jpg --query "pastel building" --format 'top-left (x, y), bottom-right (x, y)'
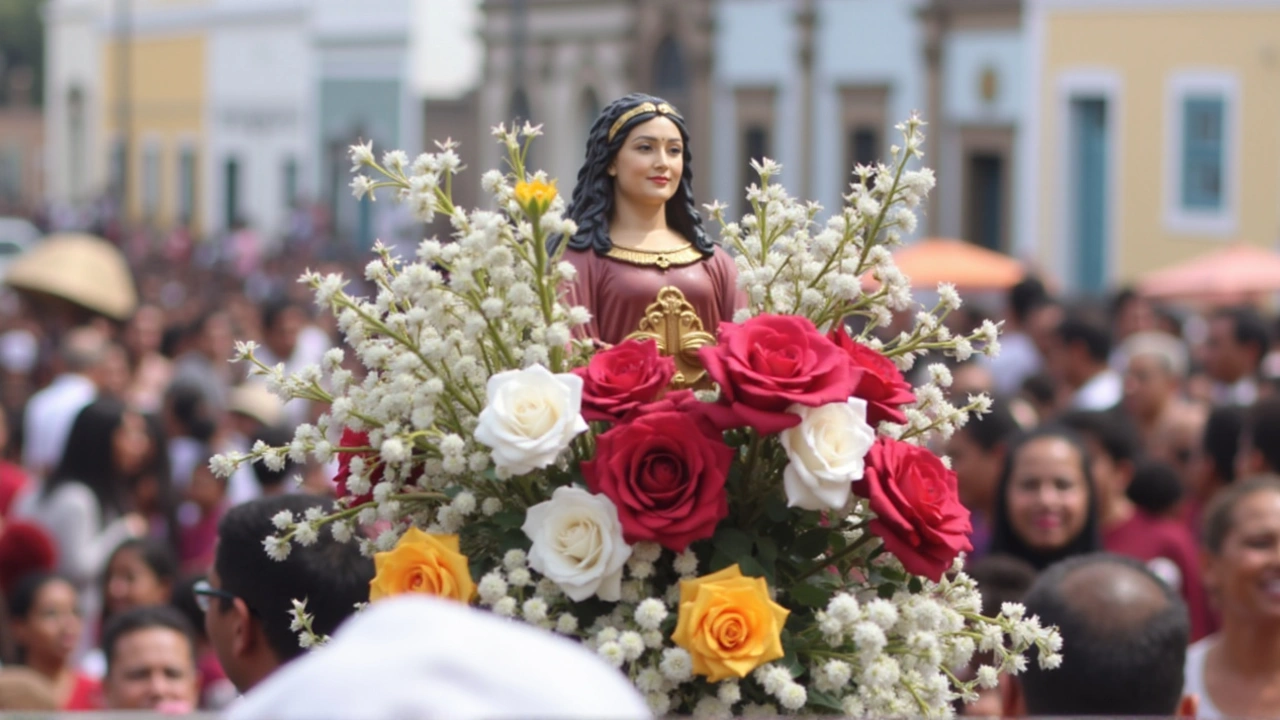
top-left (1022, 0), bottom-right (1280, 294)
top-left (44, 0), bottom-right (419, 245)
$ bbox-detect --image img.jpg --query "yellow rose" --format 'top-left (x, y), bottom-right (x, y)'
top-left (369, 527), bottom-right (476, 603)
top-left (670, 564), bottom-right (790, 682)
top-left (514, 178), bottom-right (557, 215)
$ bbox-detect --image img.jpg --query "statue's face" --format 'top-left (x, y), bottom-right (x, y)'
top-left (608, 116), bottom-right (684, 208)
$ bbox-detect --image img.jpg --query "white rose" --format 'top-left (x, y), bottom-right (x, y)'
top-left (474, 364), bottom-right (589, 476)
top-left (780, 398), bottom-right (877, 511)
top-left (522, 486), bottom-right (632, 601)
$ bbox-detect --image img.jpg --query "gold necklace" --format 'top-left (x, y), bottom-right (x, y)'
top-left (604, 242), bottom-right (703, 271)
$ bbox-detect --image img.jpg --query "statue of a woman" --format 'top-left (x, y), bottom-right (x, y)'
top-left (559, 94), bottom-right (745, 385)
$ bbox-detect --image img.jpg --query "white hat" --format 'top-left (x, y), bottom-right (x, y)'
top-left (226, 595), bottom-right (653, 720)
top-left (5, 233), bottom-right (138, 320)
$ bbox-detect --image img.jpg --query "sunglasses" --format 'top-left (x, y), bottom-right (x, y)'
top-left (193, 579), bottom-right (246, 614)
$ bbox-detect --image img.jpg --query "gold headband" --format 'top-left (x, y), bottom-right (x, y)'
top-left (607, 102), bottom-right (682, 142)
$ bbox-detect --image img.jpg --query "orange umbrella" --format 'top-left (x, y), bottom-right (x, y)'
top-left (873, 238), bottom-right (1026, 291)
top-left (1138, 244), bottom-right (1280, 303)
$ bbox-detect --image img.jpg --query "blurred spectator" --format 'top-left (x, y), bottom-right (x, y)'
top-left (1118, 330), bottom-right (1206, 466)
top-left (1188, 476), bottom-right (1280, 719)
top-left (1128, 459), bottom-right (1186, 519)
top-left (1186, 405), bottom-right (1246, 537)
top-left (9, 573), bottom-right (99, 709)
top-left (956, 554), bottom-right (1037, 717)
top-left (22, 325), bottom-right (108, 479)
top-left (989, 426), bottom-right (1102, 571)
top-left (1060, 410), bottom-right (1212, 641)
top-left (101, 605), bottom-right (199, 712)
top-left (950, 358), bottom-right (995, 399)
top-left (1005, 553), bottom-right (1194, 717)
top-left (1017, 372), bottom-right (1059, 426)
top-left (102, 539), bottom-right (177, 624)
top-left (14, 399), bottom-right (149, 597)
top-left (1048, 312), bottom-right (1121, 411)
top-left (1203, 306), bottom-right (1269, 407)
top-left (1237, 395), bottom-right (1280, 478)
top-left (198, 495), bottom-right (373, 694)
top-left (123, 305), bottom-right (174, 414)
top-left (0, 521), bottom-right (57, 598)
top-left (1107, 288), bottom-right (1159, 369)
top-left (171, 574), bottom-right (236, 710)
top-left (0, 410), bottom-right (30, 518)
top-left (988, 278), bottom-right (1050, 397)
top-left (945, 399), bottom-right (1021, 559)
top-left (180, 450), bottom-right (227, 573)
top-left (170, 311), bottom-right (238, 415)
top-left (0, 667), bottom-right (58, 711)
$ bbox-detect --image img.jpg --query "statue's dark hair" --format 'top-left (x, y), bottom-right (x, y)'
top-left (558, 93), bottom-right (711, 257)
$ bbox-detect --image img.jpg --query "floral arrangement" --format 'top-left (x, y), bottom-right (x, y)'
top-left (217, 115), bottom-right (1060, 717)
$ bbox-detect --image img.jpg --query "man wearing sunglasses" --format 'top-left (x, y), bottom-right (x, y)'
top-left (194, 494), bottom-right (374, 695)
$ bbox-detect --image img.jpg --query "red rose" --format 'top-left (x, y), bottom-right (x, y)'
top-left (829, 325), bottom-right (916, 425)
top-left (573, 338), bottom-right (676, 423)
top-left (583, 409), bottom-right (733, 551)
top-left (698, 315), bottom-right (856, 435)
top-left (855, 438), bottom-right (972, 582)
top-left (623, 389), bottom-right (743, 432)
top-left (334, 429), bottom-right (383, 506)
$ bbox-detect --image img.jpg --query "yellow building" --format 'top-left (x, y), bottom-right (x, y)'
top-left (1020, 0), bottom-right (1280, 295)
top-left (99, 6), bottom-right (207, 229)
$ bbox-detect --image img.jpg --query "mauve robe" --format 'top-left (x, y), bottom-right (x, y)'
top-left (562, 246), bottom-right (746, 346)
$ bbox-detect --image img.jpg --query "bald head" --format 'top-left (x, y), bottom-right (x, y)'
top-left (1018, 553), bottom-right (1189, 716)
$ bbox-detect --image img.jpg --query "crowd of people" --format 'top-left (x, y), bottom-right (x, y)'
top-left (0, 214), bottom-right (1276, 716)
top-left (926, 277), bottom-right (1280, 718)
top-left (0, 232), bottom-right (377, 712)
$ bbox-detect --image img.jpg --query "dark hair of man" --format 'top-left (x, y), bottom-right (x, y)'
top-left (1057, 409), bottom-right (1139, 465)
top-left (169, 574), bottom-right (209, 642)
top-left (1202, 475), bottom-right (1280, 554)
top-left (965, 553), bottom-right (1037, 616)
top-left (1019, 553), bottom-right (1189, 716)
top-left (250, 426), bottom-right (296, 491)
top-left (1108, 286), bottom-right (1139, 319)
top-left (958, 397), bottom-right (1020, 452)
top-left (1246, 396), bottom-right (1280, 474)
top-left (1008, 277), bottom-right (1049, 326)
top-left (1203, 405), bottom-right (1245, 485)
top-left (1056, 312), bottom-right (1112, 364)
top-left (214, 495), bottom-right (374, 663)
top-left (1127, 459), bottom-right (1185, 516)
top-left (1019, 372), bottom-right (1057, 406)
top-left (1213, 305), bottom-right (1271, 368)
top-left (989, 425), bottom-right (1103, 571)
top-left (103, 605), bottom-right (197, 672)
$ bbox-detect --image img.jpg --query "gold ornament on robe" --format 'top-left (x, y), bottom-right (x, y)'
top-left (625, 286), bottom-right (716, 389)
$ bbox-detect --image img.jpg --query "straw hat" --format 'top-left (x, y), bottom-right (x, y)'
top-left (5, 233), bottom-right (138, 321)
top-left (229, 381), bottom-right (286, 428)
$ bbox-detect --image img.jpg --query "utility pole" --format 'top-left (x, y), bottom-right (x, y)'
top-left (920, 0), bottom-right (947, 237)
top-left (115, 0), bottom-right (132, 226)
top-left (795, 0), bottom-right (816, 201)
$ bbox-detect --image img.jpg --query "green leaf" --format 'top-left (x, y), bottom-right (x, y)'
top-left (809, 689), bottom-right (845, 712)
top-left (756, 537), bottom-right (779, 573)
top-left (708, 550), bottom-right (735, 573)
top-left (780, 652), bottom-right (805, 679)
top-left (829, 531), bottom-right (847, 553)
top-left (492, 511), bottom-right (525, 530)
top-left (790, 582), bottom-right (833, 608)
top-left (765, 499), bottom-right (791, 523)
top-left (908, 576), bottom-right (924, 594)
top-left (877, 582), bottom-right (896, 599)
top-left (792, 527), bottom-right (831, 559)
top-left (738, 556), bottom-right (769, 580)
top-left (714, 527), bottom-right (754, 560)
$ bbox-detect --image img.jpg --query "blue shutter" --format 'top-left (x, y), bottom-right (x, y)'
top-left (1181, 96), bottom-right (1225, 210)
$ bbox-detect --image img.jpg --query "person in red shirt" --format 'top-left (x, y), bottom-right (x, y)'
top-left (1060, 410), bottom-right (1215, 640)
top-left (9, 572), bottom-right (100, 710)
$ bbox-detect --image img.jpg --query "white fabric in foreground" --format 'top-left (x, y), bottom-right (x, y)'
top-left (225, 594), bottom-right (652, 720)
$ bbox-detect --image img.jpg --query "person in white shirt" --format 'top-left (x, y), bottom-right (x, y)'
top-left (22, 326), bottom-right (110, 480)
top-left (1048, 312), bottom-right (1122, 412)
